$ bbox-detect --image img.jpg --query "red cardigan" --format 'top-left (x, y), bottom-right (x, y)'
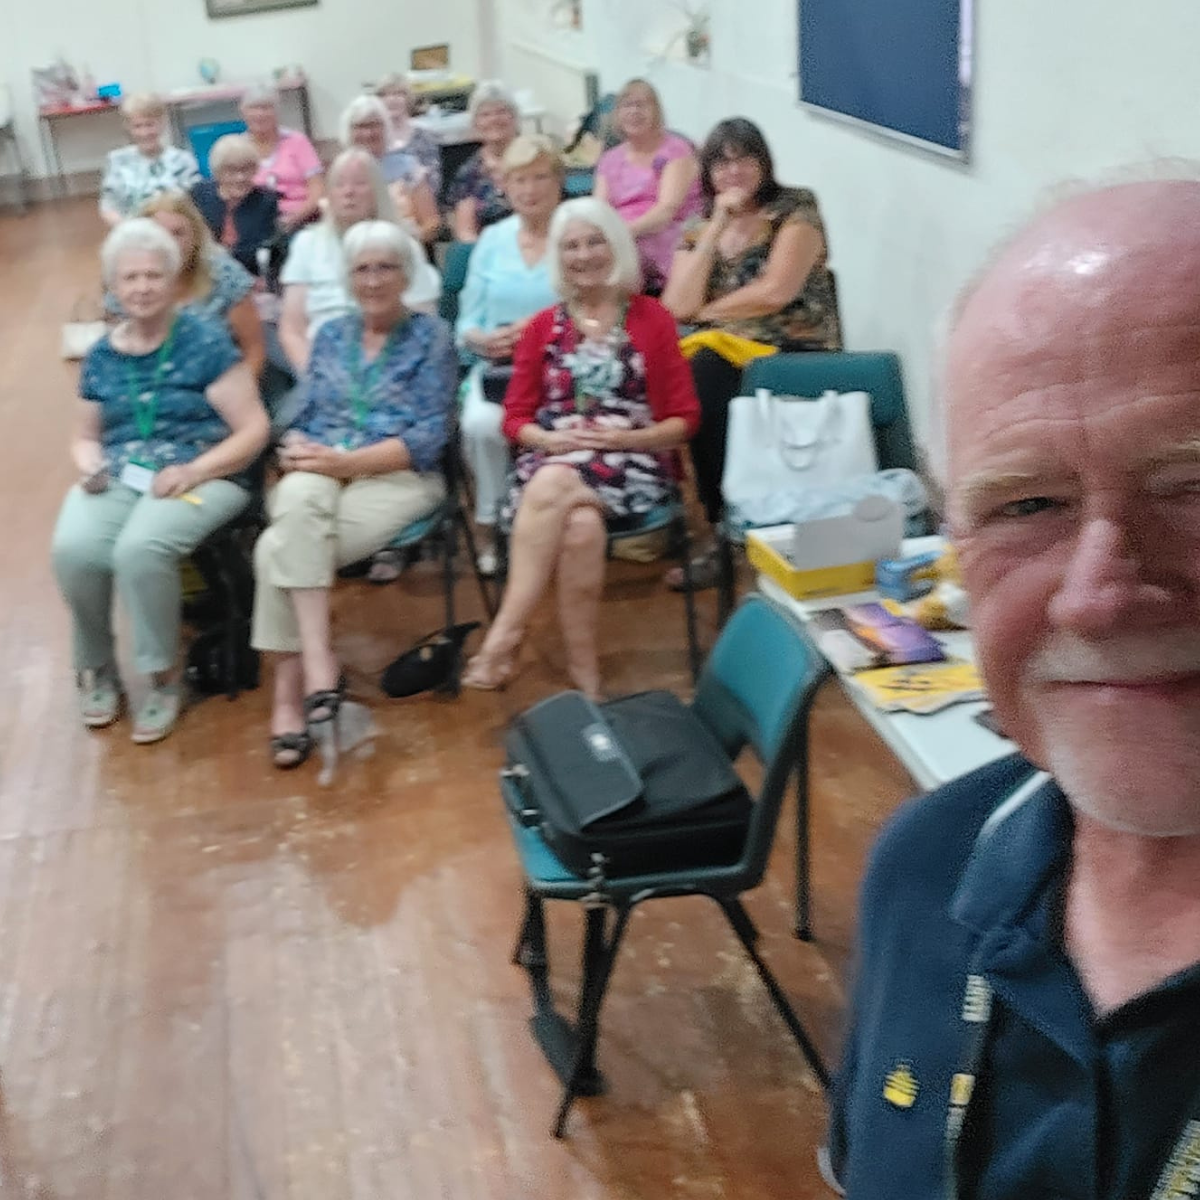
top-left (500, 294), bottom-right (703, 443)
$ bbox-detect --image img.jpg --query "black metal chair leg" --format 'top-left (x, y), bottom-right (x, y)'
top-left (552, 904), bottom-right (631, 1137)
top-left (674, 516), bottom-right (701, 681)
top-left (795, 756), bottom-right (813, 942)
top-left (456, 507), bottom-right (497, 620)
top-left (716, 529), bottom-right (737, 627)
top-left (718, 897), bottom-right (829, 1090)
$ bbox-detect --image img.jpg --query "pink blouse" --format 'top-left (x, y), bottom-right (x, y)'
top-left (254, 128), bottom-right (322, 217)
top-left (596, 132), bottom-right (703, 284)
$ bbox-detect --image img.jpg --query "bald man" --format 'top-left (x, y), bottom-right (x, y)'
top-left (825, 182), bottom-right (1200, 1199)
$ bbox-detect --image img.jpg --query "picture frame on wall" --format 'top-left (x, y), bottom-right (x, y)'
top-left (206, 0), bottom-right (317, 18)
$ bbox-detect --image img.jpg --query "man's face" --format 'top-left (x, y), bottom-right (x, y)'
top-left (945, 183), bottom-right (1200, 836)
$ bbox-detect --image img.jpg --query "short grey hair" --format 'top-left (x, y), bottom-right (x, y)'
top-left (374, 72), bottom-right (412, 100)
top-left (468, 80), bottom-right (519, 125)
top-left (547, 197), bottom-right (642, 297)
top-left (339, 95), bottom-right (394, 149)
top-left (209, 133), bottom-right (259, 175)
top-left (342, 219), bottom-right (422, 290)
top-left (101, 217), bottom-right (181, 285)
top-left (239, 83), bottom-right (279, 111)
top-left (324, 147), bottom-right (398, 228)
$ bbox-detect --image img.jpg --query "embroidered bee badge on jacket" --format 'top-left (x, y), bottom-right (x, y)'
top-left (883, 1063), bottom-right (919, 1109)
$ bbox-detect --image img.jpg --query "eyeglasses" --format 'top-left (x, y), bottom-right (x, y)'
top-left (351, 262), bottom-right (403, 278)
top-left (711, 153), bottom-right (756, 171)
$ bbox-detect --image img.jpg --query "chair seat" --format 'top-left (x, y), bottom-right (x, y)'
top-left (390, 501), bottom-right (448, 549)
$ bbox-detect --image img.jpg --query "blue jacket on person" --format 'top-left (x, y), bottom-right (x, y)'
top-left (828, 753), bottom-right (1200, 1200)
top-left (190, 179), bottom-right (279, 276)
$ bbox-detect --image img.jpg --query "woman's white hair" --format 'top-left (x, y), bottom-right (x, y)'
top-left (341, 219), bottom-right (422, 291)
top-left (339, 94), bottom-right (394, 150)
top-left (547, 197), bottom-right (642, 297)
top-left (239, 83), bottom-right (279, 111)
top-left (209, 132), bottom-right (259, 175)
top-left (324, 147), bottom-right (398, 228)
top-left (101, 217), bottom-right (182, 285)
top-left (468, 79), bottom-right (519, 125)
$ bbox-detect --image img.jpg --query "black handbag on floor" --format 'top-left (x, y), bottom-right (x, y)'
top-left (503, 690), bottom-right (752, 877)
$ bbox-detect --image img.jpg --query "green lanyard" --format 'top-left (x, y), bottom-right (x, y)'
top-left (345, 320), bottom-right (399, 443)
top-left (124, 316), bottom-right (178, 448)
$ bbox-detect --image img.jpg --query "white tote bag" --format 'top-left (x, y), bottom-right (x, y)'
top-left (722, 388), bottom-right (878, 517)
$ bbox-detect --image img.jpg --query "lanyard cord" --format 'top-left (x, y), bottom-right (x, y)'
top-left (124, 316), bottom-right (179, 444)
top-left (347, 319), bottom-right (399, 433)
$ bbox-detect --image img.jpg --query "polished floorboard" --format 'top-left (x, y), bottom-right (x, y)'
top-left (0, 198), bottom-right (915, 1199)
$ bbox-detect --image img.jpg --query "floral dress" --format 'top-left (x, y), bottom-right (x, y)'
top-left (446, 150), bottom-right (513, 231)
top-left (502, 304), bottom-right (674, 527)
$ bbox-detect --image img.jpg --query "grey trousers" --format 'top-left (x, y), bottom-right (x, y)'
top-left (51, 478), bottom-right (251, 675)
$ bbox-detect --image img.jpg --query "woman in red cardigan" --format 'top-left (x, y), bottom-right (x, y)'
top-left (462, 198), bottom-right (701, 697)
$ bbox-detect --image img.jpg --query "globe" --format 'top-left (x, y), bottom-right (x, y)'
top-left (198, 58), bottom-right (220, 85)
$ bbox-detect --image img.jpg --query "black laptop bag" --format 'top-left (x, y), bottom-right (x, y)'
top-left (503, 690), bottom-right (753, 878)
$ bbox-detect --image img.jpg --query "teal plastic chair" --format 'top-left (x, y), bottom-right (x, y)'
top-left (502, 594), bottom-right (831, 1136)
top-left (716, 350), bottom-right (920, 623)
top-left (437, 241), bottom-right (474, 328)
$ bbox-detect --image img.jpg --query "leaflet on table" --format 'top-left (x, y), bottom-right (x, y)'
top-left (851, 661), bottom-right (987, 715)
top-left (807, 603), bottom-right (945, 673)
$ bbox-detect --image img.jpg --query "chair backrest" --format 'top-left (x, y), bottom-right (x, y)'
top-left (691, 595), bottom-right (827, 886)
top-left (742, 351), bottom-right (917, 474)
top-left (438, 240), bottom-right (474, 326)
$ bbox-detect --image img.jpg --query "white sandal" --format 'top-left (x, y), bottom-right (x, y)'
top-left (77, 667), bottom-right (121, 728)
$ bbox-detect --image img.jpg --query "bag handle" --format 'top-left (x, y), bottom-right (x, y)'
top-left (762, 390), bottom-right (841, 472)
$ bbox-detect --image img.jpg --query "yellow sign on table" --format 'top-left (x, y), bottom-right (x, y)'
top-left (853, 660), bottom-right (985, 714)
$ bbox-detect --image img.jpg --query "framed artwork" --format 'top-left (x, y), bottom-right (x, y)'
top-left (206, 0), bottom-right (317, 18)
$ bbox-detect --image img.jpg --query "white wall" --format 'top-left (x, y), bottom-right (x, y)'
top-left (496, 0), bottom-right (1200, 447)
top-left (2, 0), bottom-right (485, 177)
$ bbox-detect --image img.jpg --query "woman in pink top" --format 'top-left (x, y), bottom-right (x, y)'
top-left (593, 79), bottom-right (702, 292)
top-left (240, 85), bottom-right (324, 230)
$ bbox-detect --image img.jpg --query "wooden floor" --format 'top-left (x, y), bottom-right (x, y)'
top-left (0, 198), bottom-right (915, 1199)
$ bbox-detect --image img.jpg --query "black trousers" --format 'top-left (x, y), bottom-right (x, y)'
top-left (687, 349), bottom-right (744, 527)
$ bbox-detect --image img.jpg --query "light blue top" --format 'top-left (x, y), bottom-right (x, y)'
top-left (454, 215), bottom-right (556, 364)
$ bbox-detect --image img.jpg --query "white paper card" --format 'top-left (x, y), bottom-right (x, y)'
top-left (120, 462), bottom-right (156, 494)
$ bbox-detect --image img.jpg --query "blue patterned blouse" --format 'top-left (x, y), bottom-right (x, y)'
top-left (80, 310), bottom-right (241, 475)
top-left (289, 312), bottom-right (456, 473)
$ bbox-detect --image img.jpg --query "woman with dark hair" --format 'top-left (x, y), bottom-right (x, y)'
top-left (661, 116), bottom-right (841, 589)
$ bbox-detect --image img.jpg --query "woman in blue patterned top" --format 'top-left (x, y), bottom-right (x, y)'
top-left (252, 220), bottom-right (457, 769)
top-left (51, 219), bottom-right (269, 743)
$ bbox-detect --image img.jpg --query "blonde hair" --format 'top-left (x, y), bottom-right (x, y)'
top-left (209, 133), bottom-right (259, 175)
top-left (121, 92), bottom-right (166, 121)
top-left (614, 78), bottom-right (665, 135)
top-left (325, 147), bottom-right (399, 228)
top-left (500, 134), bottom-right (565, 179)
top-left (140, 191), bottom-right (215, 302)
top-left (548, 197), bottom-right (642, 297)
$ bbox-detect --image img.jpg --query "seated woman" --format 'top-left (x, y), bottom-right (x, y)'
top-left (340, 96), bottom-right (440, 245)
top-left (593, 78), bottom-right (702, 294)
top-left (456, 134), bottom-right (562, 576)
top-left (51, 219), bottom-right (268, 742)
top-left (374, 73), bottom-right (442, 197)
top-left (241, 85), bottom-right (324, 233)
top-left (463, 198), bottom-right (700, 699)
top-left (190, 133), bottom-right (280, 276)
top-left (277, 148), bottom-right (441, 379)
top-left (446, 81), bottom-right (520, 243)
top-left (99, 94), bottom-right (199, 228)
top-left (252, 221), bottom-right (456, 769)
top-left (134, 191), bottom-right (266, 378)
top-left (661, 116), bottom-right (842, 590)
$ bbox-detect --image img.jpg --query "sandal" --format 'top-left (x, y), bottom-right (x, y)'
top-left (664, 551), bottom-right (721, 593)
top-left (367, 548), bottom-right (405, 585)
top-left (77, 666), bottom-right (122, 729)
top-left (270, 730), bottom-right (313, 769)
top-left (131, 682), bottom-right (182, 744)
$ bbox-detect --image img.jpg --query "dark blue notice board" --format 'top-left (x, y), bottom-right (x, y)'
top-left (798, 0), bottom-right (970, 157)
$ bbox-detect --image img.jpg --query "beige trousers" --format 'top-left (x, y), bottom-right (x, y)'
top-left (251, 468), bottom-right (445, 653)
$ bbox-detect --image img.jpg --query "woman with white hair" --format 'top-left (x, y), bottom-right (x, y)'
top-left (340, 95), bottom-right (440, 245)
top-left (446, 81), bottom-right (521, 243)
top-left (277, 147), bottom-right (441, 378)
top-left (240, 85), bottom-right (324, 231)
top-left (374, 73), bottom-right (442, 195)
top-left (462, 198), bottom-right (701, 697)
top-left (51, 219), bottom-right (269, 741)
top-left (190, 133), bottom-right (280, 275)
top-left (253, 221), bottom-right (456, 769)
top-left (456, 134), bottom-right (563, 576)
top-left (99, 94), bottom-right (199, 227)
